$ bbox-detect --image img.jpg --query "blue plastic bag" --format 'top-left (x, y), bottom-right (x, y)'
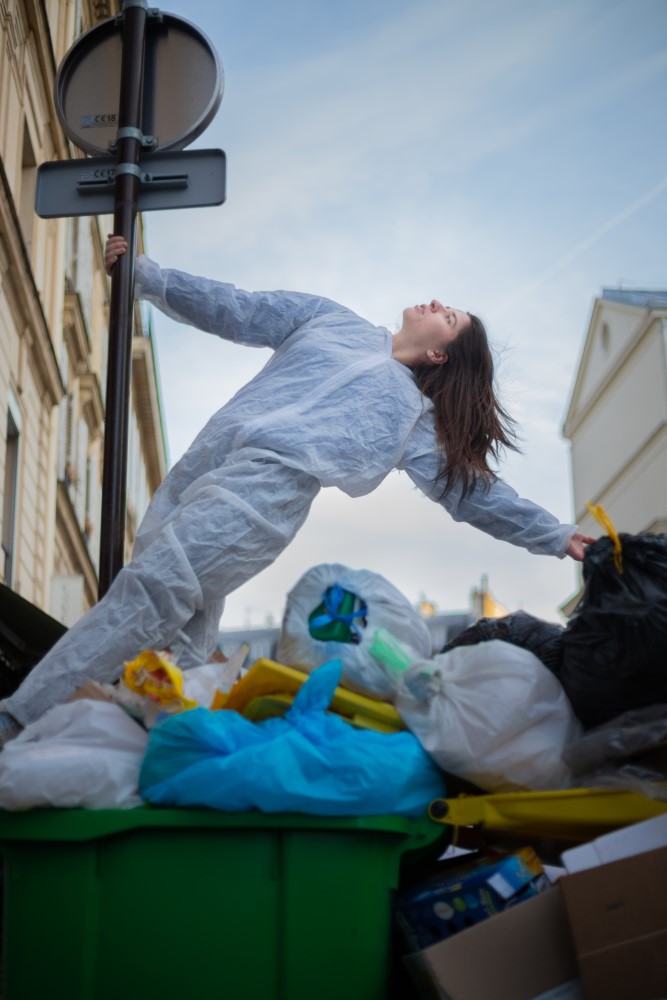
top-left (139, 660), bottom-right (444, 816)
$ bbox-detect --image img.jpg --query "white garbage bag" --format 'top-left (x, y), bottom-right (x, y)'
top-left (276, 563), bottom-right (432, 699)
top-left (0, 700), bottom-right (148, 810)
top-left (395, 639), bottom-right (583, 792)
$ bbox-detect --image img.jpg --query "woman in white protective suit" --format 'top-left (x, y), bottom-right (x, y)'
top-left (0, 236), bottom-right (593, 744)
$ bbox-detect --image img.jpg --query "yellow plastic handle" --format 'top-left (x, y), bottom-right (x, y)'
top-left (428, 787), bottom-right (667, 841)
top-left (586, 502), bottom-right (623, 573)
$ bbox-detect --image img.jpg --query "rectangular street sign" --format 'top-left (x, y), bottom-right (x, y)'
top-left (35, 148), bottom-right (226, 218)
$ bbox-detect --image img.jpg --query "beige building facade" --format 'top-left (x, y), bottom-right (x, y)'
top-left (1, 0), bottom-right (167, 626)
top-left (563, 288), bottom-right (667, 543)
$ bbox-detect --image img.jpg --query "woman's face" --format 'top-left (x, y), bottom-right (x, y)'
top-left (402, 300), bottom-right (470, 355)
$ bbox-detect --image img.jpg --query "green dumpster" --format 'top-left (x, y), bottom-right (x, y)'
top-left (0, 806), bottom-right (446, 1000)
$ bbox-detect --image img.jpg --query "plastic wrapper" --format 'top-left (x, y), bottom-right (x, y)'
top-left (560, 529), bottom-right (667, 727)
top-left (395, 640), bottom-right (583, 793)
top-left (442, 610), bottom-right (564, 675)
top-left (139, 660), bottom-right (445, 816)
top-left (276, 563), bottom-right (432, 700)
top-left (564, 703), bottom-right (667, 773)
top-left (570, 765), bottom-right (667, 800)
top-left (106, 648), bottom-right (249, 728)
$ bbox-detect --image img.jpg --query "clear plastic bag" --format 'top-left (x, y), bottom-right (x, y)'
top-left (563, 703), bottom-right (667, 799)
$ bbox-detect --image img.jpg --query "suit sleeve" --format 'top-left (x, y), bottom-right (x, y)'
top-left (134, 255), bottom-right (332, 350)
top-left (398, 418), bottom-right (577, 557)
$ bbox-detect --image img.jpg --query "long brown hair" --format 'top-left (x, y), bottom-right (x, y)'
top-left (412, 313), bottom-right (519, 498)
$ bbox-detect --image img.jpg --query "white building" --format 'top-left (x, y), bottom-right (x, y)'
top-left (563, 287), bottom-right (667, 542)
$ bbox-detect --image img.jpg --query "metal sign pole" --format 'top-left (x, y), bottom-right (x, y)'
top-left (47, 5), bottom-right (224, 599)
top-left (98, 0), bottom-right (148, 599)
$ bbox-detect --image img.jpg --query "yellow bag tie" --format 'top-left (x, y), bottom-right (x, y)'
top-left (586, 502), bottom-right (623, 573)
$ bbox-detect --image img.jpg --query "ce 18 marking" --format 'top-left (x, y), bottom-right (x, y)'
top-left (81, 113), bottom-right (118, 128)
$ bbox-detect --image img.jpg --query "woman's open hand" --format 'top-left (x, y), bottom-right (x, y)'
top-left (104, 234), bottom-right (128, 275)
top-left (565, 532), bottom-right (596, 562)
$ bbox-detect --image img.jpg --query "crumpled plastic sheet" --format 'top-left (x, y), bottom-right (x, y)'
top-left (563, 703), bottom-right (667, 800)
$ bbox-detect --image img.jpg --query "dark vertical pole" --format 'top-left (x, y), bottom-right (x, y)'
top-left (98, 0), bottom-right (148, 599)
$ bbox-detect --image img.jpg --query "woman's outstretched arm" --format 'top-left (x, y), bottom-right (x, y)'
top-left (399, 420), bottom-right (592, 560)
top-left (104, 235), bottom-right (333, 350)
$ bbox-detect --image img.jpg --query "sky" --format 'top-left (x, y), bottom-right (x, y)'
top-left (140, 0), bottom-right (667, 629)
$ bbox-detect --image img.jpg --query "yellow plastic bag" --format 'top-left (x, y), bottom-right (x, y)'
top-left (124, 651), bottom-right (198, 713)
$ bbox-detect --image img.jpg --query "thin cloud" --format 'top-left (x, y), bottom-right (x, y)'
top-left (491, 174), bottom-right (667, 318)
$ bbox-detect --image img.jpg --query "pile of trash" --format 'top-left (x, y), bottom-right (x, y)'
top-left (1, 517), bottom-right (667, 1000)
top-left (1, 517), bottom-right (667, 814)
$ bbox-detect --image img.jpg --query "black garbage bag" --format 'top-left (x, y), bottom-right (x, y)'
top-left (441, 610), bottom-right (564, 675)
top-left (0, 582), bottom-right (66, 700)
top-left (560, 532), bottom-right (667, 728)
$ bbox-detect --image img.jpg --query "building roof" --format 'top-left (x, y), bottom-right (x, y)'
top-left (601, 288), bottom-right (667, 309)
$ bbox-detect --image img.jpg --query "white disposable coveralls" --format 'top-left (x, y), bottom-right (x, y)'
top-left (3, 257), bottom-right (577, 725)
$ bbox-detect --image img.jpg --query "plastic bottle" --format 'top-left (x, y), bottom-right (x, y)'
top-left (369, 627), bottom-right (414, 676)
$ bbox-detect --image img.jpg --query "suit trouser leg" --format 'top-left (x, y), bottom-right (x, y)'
top-left (3, 454), bottom-right (319, 725)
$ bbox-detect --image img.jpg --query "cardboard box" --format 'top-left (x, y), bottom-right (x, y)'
top-left (560, 813), bottom-right (667, 873)
top-left (403, 823), bottom-right (667, 1000)
top-left (396, 847), bottom-right (549, 951)
top-left (404, 888), bottom-right (583, 1000)
top-left (559, 845), bottom-right (667, 1000)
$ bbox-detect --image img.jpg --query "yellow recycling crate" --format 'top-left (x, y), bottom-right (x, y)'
top-left (214, 657), bottom-right (404, 734)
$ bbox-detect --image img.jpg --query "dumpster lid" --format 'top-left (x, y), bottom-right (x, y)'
top-left (0, 582), bottom-right (67, 658)
top-left (0, 583), bottom-right (67, 698)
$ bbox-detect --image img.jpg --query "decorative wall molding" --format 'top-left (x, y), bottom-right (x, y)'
top-left (0, 161), bottom-right (64, 405)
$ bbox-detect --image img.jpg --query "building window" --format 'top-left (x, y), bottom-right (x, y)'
top-left (2, 411), bottom-right (20, 585)
top-left (65, 217), bottom-right (79, 291)
top-left (601, 322), bottom-right (610, 353)
top-left (65, 393), bottom-right (77, 494)
top-left (19, 123), bottom-right (37, 257)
